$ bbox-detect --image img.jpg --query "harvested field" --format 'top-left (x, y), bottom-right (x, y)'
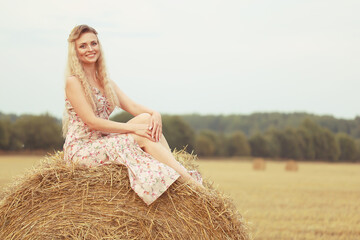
top-left (198, 158), bottom-right (360, 240)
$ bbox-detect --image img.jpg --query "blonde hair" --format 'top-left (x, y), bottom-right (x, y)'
top-left (62, 24), bottom-right (120, 138)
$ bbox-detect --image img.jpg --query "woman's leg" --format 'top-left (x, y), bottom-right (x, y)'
top-left (133, 134), bottom-right (204, 189)
top-left (159, 134), bottom-right (171, 152)
top-left (127, 113), bottom-right (203, 189)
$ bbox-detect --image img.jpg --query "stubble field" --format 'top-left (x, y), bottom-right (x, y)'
top-left (0, 155), bottom-right (359, 240)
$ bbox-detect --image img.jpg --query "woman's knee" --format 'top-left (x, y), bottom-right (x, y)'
top-left (127, 113), bottom-right (151, 124)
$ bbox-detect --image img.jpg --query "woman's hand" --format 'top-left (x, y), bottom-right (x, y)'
top-left (149, 111), bottom-right (162, 142)
top-left (133, 124), bottom-right (156, 142)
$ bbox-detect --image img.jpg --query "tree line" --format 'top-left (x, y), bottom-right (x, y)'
top-left (181, 112), bottom-right (360, 139)
top-left (0, 111), bottom-right (359, 162)
top-left (0, 113), bottom-right (63, 151)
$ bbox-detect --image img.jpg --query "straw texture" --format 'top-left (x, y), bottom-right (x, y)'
top-left (0, 150), bottom-right (251, 240)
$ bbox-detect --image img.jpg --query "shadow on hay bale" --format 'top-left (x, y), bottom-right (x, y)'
top-left (285, 160), bottom-right (299, 171)
top-left (0, 149), bottom-right (251, 240)
top-left (252, 158), bottom-right (266, 171)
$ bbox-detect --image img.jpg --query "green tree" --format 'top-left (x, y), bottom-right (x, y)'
top-left (267, 127), bottom-right (301, 159)
top-left (249, 133), bottom-right (271, 157)
top-left (321, 129), bottom-right (340, 161)
top-left (337, 133), bottom-right (357, 161)
top-left (263, 129), bottom-right (282, 158)
top-left (355, 140), bottom-right (360, 162)
top-left (195, 134), bottom-right (216, 157)
top-left (296, 126), bottom-right (315, 160)
top-left (283, 128), bottom-right (302, 159)
top-left (301, 119), bottom-right (340, 161)
top-left (194, 130), bottom-right (223, 156)
top-left (216, 132), bottom-right (228, 156)
top-left (162, 115), bottom-right (195, 152)
top-left (0, 119), bottom-right (10, 149)
top-left (12, 114), bottom-right (63, 150)
top-left (226, 131), bottom-right (251, 156)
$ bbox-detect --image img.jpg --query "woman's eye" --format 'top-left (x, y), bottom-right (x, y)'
top-left (80, 45), bottom-right (85, 48)
top-left (92, 42), bottom-right (97, 46)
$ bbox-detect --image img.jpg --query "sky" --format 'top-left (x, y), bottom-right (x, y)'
top-left (0, 0), bottom-right (359, 120)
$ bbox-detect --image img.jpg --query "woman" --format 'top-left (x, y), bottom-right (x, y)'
top-left (62, 24), bottom-right (204, 206)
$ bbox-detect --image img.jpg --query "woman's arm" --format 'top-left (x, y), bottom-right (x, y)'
top-left (65, 76), bottom-right (154, 140)
top-left (111, 80), bottom-right (163, 142)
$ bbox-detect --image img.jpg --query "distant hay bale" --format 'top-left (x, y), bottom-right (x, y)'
top-left (0, 150), bottom-right (251, 240)
top-left (253, 158), bottom-right (266, 170)
top-left (285, 160), bottom-right (299, 171)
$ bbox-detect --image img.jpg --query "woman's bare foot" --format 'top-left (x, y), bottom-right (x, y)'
top-left (179, 176), bottom-right (205, 192)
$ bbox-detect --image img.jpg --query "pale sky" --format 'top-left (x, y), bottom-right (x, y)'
top-left (0, 0), bottom-right (359, 119)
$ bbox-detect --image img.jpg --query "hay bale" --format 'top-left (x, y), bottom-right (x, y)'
top-left (285, 160), bottom-right (298, 171)
top-left (0, 150), bottom-right (251, 240)
top-left (252, 158), bottom-right (266, 170)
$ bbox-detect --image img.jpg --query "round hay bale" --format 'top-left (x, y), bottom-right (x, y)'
top-left (0, 150), bottom-right (251, 240)
top-left (285, 160), bottom-right (299, 171)
top-left (252, 158), bottom-right (266, 170)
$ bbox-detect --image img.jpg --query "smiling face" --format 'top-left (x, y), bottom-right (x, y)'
top-left (75, 32), bottom-right (100, 65)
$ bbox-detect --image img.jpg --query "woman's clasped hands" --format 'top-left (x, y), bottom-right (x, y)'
top-left (133, 111), bottom-right (162, 143)
top-left (149, 111), bottom-right (162, 142)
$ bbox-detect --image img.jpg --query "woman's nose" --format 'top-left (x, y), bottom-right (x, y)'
top-left (88, 44), bottom-right (93, 51)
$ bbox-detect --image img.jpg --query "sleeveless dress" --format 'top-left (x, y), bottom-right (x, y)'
top-left (63, 86), bottom-right (203, 205)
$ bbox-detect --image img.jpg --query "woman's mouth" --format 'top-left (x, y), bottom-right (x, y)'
top-left (86, 53), bottom-right (96, 58)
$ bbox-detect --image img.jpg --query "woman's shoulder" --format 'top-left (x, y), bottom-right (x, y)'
top-left (67, 75), bottom-right (80, 82)
top-left (65, 75), bottom-right (84, 94)
top-left (66, 75), bottom-right (81, 87)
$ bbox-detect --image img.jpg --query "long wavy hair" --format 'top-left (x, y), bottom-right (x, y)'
top-left (62, 24), bottom-right (120, 138)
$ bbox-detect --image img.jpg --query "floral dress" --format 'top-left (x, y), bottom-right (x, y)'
top-left (63, 86), bottom-right (202, 205)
